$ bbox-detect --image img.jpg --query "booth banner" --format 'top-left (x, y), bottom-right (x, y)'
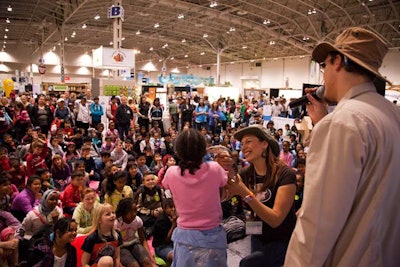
top-left (93, 47), bottom-right (134, 69)
top-left (158, 74), bottom-right (214, 86)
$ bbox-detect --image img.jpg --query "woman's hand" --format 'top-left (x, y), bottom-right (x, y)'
top-left (225, 174), bottom-right (251, 198)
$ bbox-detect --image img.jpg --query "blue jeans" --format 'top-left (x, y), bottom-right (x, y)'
top-left (240, 235), bottom-right (288, 267)
top-left (172, 226), bottom-right (227, 267)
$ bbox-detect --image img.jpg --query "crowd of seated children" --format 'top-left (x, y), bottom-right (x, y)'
top-left (0, 90), bottom-right (312, 267)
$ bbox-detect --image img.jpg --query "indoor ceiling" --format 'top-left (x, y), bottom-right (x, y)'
top-left (1, 0), bottom-right (399, 69)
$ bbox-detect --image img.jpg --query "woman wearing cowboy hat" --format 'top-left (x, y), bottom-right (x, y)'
top-left (226, 124), bottom-right (296, 267)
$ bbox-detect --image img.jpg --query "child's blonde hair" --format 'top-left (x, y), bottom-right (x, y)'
top-left (91, 203), bottom-right (118, 241)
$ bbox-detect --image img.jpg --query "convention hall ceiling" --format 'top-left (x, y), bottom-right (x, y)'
top-left (1, 0), bottom-right (399, 69)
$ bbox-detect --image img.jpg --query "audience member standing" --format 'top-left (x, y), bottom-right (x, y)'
top-left (116, 96), bottom-right (133, 140)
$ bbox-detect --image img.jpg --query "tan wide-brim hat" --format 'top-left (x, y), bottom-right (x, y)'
top-left (233, 124), bottom-right (280, 157)
top-left (312, 27), bottom-right (390, 84)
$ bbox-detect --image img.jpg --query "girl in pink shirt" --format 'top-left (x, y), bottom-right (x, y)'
top-left (163, 128), bottom-right (228, 267)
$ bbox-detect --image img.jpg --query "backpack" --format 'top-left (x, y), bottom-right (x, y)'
top-left (221, 215), bottom-right (246, 243)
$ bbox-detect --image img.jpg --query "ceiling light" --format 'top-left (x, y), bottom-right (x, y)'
top-left (242, 45), bottom-right (247, 49)
top-left (200, 52), bottom-right (205, 55)
top-left (5, 28), bottom-right (9, 32)
top-left (82, 23), bottom-right (87, 29)
top-left (154, 23), bottom-right (160, 28)
top-left (159, 59), bottom-right (163, 62)
top-left (94, 14), bottom-right (100, 20)
top-left (203, 33), bottom-right (208, 38)
top-left (210, 1), bottom-right (218, 8)
top-left (312, 8), bottom-right (317, 14)
top-left (149, 47), bottom-right (153, 51)
top-left (3, 41), bottom-right (6, 44)
top-left (302, 36), bottom-right (309, 41)
top-left (182, 39), bottom-right (186, 43)
top-left (170, 57), bottom-right (174, 60)
top-left (269, 40), bottom-right (275, 45)
top-left (64, 37), bottom-right (68, 41)
top-left (6, 18), bottom-right (10, 23)
top-left (230, 62), bottom-right (234, 64)
top-left (229, 27), bottom-right (235, 32)
top-left (52, 46), bottom-right (56, 51)
top-left (136, 30), bottom-right (141, 35)
top-left (7, 5), bottom-right (12, 12)
top-left (184, 54), bottom-right (188, 58)
top-left (4, 34), bottom-right (7, 39)
top-left (178, 14), bottom-right (184, 19)
top-left (121, 37), bottom-right (125, 41)
top-left (308, 9), bottom-right (312, 15)
top-left (3, 45), bottom-right (6, 49)
top-left (109, 41), bottom-right (113, 45)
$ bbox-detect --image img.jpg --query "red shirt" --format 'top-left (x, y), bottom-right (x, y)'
top-left (62, 183), bottom-right (81, 208)
top-left (26, 144), bottom-right (48, 176)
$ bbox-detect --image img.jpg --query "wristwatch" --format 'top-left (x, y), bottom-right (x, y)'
top-left (243, 192), bottom-right (254, 203)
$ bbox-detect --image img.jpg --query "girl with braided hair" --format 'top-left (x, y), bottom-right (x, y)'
top-left (162, 128), bottom-right (228, 267)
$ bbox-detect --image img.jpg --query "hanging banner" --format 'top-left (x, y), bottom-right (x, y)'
top-left (93, 46), bottom-right (134, 69)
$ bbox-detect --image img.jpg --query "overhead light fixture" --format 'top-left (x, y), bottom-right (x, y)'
top-left (162, 43), bottom-right (168, 48)
top-left (5, 28), bottom-right (9, 32)
top-left (210, 1), bottom-right (218, 8)
top-left (6, 18), bottom-right (10, 23)
top-left (159, 59), bottom-right (163, 62)
top-left (7, 5), bottom-right (12, 12)
top-left (308, 9), bottom-right (312, 15)
top-left (3, 41), bottom-right (6, 44)
top-left (82, 23), bottom-right (87, 29)
top-left (136, 30), bottom-right (141, 35)
top-left (3, 45), bottom-right (6, 49)
top-left (242, 45), bottom-right (247, 49)
top-left (203, 33), bottom-right (208, 38)
top-left (312, 8), bottom-right (317, 14)
top-left (94, 14), bottom-right (100, 20)
top-left (52, 46), bottom-right (56, 51)
top-left (263, 19), bottom-right (271, 25)
top-left (269, 40), bottom-right (275, 45)
top-left (154, 23), bottom-right (160, 28)
top-left (109, 41), bottom-right (113, 45)
top-left (4, 34), bottom-right (7, 39)
top-left (200, 51), bottom-right (205, 55)
top-left (229, 27), bottom-right (235, 32)
top-left (64, 37), bottom-right (68, 41)
top-left (149, 47), bottom-right (153, 51)
top-left (178, 14), bottom-right (184, 19)
top-left (121, 37), bottom-right (125, 41)
top-left (170, 57), bottom-right (174, 60)
top-left (182, 39), bottom-right (186, 43)
top-left (184, 54), bottom-right (188, 58)
top-left (302, 36), bottom-right (309, 41)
